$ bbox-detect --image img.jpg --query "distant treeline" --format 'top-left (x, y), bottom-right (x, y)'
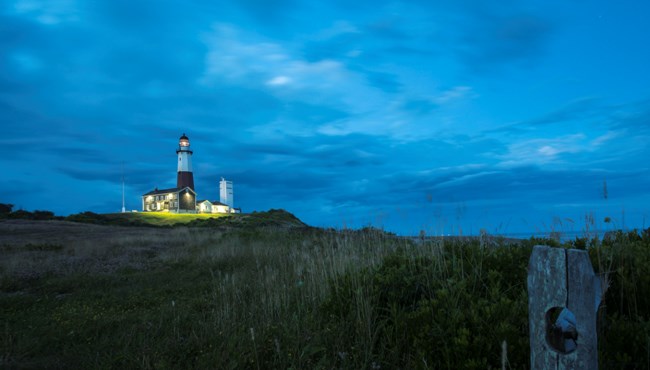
top-left (0, 203), bottom-right (62, 221)
top-left (0, 204), bottom-right (135, 225)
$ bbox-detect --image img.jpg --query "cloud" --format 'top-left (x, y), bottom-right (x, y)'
top-left (7, 0), bottom-right (81, 25)
top-left (456, 13), bottom-right (553, 71)
top-left (361, 70), bottom-right (402, 93)
top-left (433, 86), bottom-right (475, 105)
top-left (201, 25), bottom-right (353, 97)
top-left (610, 99), bottom-right (650, 134)
top-left (478, 98), bottom-right (649, 172)
top-left (266, 75), bottom-right (292, 86)
top-left (200, 24), bottom-right (450, 139)
top-left (393, 2), bottom-right (555, 72)
top-left (488, 98), bottom-right (604, 134)
top-left (59, 165), bottom-right (156, 187)
top-left (496, 134), bottom-right (588, 167)
top-left (312, 20), bottom-right (361, 40)
top-left (385, 165), bottom-right (642, 208)
top-left (590, 130), bottom-right (622, 147)
top-left (235, 0), bottom-right (299, 25)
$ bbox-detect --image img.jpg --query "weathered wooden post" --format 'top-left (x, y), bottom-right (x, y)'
top-left (527, 245), bottom-right (598, 369)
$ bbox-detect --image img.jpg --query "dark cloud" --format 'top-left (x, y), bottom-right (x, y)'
top-left (237, 0), bottom-right (298, 19)
top-left (49, 147), bottom-right (113, 165)
top-left (524, 98), bottom-right (602, 126)
top-left (362, 70), bottom-right (403, 93)
top-left (610, 99), bottom-right (650, 133)
top-left (0, 180), bottom-right (43, 198)
top-left (59, 167), bottom-right (121, 183)
top-left (365, 18), bottom-right (411, 41)
top-left (0, 101), bottom-right (45, 133)
top-left (486, 98), bottom-right (650, 138)
top-left (328, 165), bottom-right (644, 213)
top-left (216, 133), bottom-right (388, 172)
top-left (233, 169), bottom-right (333, 194)
top-left (486, 98), bottom-right (603, 134)
top-left (456, 13), bottom-right (553, 70)
top-left (400, 98), bottom-right (437, 116)
top-left (281, 102), bottom-right (349, 125)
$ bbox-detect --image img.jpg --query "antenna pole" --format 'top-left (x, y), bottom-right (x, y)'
top-left (121, 162), bottom-right (126, 213)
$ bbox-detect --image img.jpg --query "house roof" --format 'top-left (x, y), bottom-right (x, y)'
top-left (196, 200), bottom-right (229, 206)
top-left (142, 186), bottom-right (196, 196)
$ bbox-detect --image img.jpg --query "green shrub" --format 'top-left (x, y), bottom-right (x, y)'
top-left (0, 203), bottom-right (13, 217)
top-left (320, 241), bottom-right (532, 369)
top-left (581, 229), bottom-right (650, 368)
top-left (7, 210), bottom-right (33, 219)
top-left (32, 210), bottom-right (56, 220)
top-left (65, 211), bottom-right (109, 224)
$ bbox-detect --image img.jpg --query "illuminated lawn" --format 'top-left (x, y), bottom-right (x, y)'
top-left (104, 212), bottom-right (230, 226)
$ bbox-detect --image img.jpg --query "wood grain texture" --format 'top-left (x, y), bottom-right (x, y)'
top-left (527, 245), bottom-right (598, 370)
top-left (564, 249), bottom-right (598, 369)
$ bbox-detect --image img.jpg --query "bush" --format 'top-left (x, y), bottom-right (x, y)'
top-left (320, 241), bottom-right (532, 369)
top-left (7, 209), bottom-right (34, 219)
top-left (584, 229), bottom-right (650, 368)
top-left (0, 203), bottom-right (13, 216)
top-left (65, 211), bottom-right (107, 224)
top-left (1, 207), bottom-right (62, 220)
top-left (32, 210), bottom-right (56, 220)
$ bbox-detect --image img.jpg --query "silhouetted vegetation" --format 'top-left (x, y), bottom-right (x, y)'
top-left (586, 229), bottom-right (650, 368)
top-left (0, 205), bottom-right (61, 221)
top-left (0, 203), bottom-right (13, 216)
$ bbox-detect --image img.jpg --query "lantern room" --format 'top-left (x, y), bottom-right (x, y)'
top-left (178, 133), bottom-right (190, 150)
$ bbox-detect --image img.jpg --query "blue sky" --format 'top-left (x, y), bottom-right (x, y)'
top-left (1, 0), bottom-right (649, 236)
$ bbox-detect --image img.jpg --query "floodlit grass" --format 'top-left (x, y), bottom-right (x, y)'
top-left (105, 211), bottom-right (230, 226)
top-left (63, 209), bottom-right (304, 229)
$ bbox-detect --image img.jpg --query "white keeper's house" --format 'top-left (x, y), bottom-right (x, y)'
top-left (141, 134), bottom-right (240, 214)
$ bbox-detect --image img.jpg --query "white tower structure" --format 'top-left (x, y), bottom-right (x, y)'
top-left (176, 133), bottom-right (194, 190)
top-left (219, 177), bottom-right (234, 208)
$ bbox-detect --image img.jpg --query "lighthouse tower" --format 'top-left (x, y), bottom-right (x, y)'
top-left (176, 133), bottom-right (194, 190)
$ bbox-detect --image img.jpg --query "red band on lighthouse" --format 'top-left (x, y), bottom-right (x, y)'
top-left (177, 171), bottom-right (195, 190)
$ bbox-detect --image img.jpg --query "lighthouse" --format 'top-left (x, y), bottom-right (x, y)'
top-left (176, 133), bottom-right (194, 190)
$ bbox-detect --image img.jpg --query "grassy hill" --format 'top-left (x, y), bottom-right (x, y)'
top-left (64, 209), bottom-right (307, 229)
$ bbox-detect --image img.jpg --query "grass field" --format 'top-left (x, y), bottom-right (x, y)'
top-left (1, 218), bottom-right (649, 369)
top-left (104, 211), bottom-right (231, 226)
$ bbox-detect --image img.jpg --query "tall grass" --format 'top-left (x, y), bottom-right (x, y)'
top-left (1, 224), bottom-right (649, 369)
top-left (1, 226), bottom-right (407, 368)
